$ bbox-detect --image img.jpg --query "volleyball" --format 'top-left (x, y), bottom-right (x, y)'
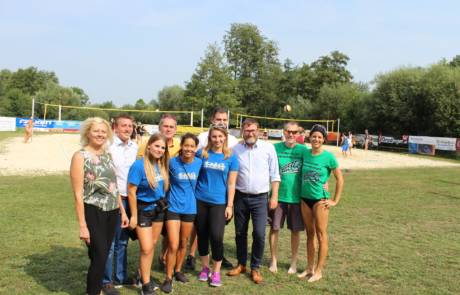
top-left (284, 104), bottom-right (292, 112)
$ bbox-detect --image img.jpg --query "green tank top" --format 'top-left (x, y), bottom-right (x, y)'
top-left (80, 149), bottom-right (119, 211)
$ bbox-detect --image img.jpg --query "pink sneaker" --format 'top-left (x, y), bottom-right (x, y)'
top-left (209, 272), bottom-right (222, 287)
top-left (198, 266), bottom-right (210, 282)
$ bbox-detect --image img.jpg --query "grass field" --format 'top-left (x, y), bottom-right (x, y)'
top-left (1, 167), bottom-right (459, 295)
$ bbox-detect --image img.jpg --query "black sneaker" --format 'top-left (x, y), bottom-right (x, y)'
top-left (137, 276), bottom-right (159, 290)
top-left (184, 255), bottom-right (195, 271)
top-left (102, 283), bottom-right (120, 295)
top-left (174, 271), bottom-right (189, 283)
top-left (160, 279), bottom-right (173, 294)
top-left (141, 281), bottom-right (157, 295)
top-left (222, 256), bottom-right (233, 269)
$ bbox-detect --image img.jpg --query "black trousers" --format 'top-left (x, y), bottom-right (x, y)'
top-left (84, 203), bottom-right (119, 295)
top-left (195, 199), bottom-right (226, 262)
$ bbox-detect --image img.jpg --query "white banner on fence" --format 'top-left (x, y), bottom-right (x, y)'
top-left (408, 136), bottom-right (456, 151)
top-left (0, 117), bottom-right (16, 131)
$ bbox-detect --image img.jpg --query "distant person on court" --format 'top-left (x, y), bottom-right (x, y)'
top-left (347, 131), bottom-right (353, 156)
top-left (269, 121), bottom-right (307, 275)
top-left (341, 133), bottom-right (349, 157)
top-left (298, 124), bottom-right (344, 282)
top-left (102, 114), bottom-right (138, 294)
top-left (364, 129), bottom-right (370, 151)
top-left (23, 117), bottom-right (33, 143)
top-left (159, 133), bottom-right (202, 293)
top-left (195, 125), bottom-right (238, 287)
top-left (228, 118), bottom-right (280, 284)
top-left (127, 133), bottom-right (170, 295)
top-left (70, 117), bottom-right (129, 295)
top-left (185, 107), bottom-right (238, 271)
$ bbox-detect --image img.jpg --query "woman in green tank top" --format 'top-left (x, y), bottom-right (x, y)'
top-left (70, 117), bottom-right (129, 295)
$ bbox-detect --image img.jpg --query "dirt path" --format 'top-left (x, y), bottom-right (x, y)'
top-left (0, 134), bottom-right (458, 176)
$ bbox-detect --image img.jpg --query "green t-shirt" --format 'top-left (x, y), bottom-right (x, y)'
top-left (301, 149), bottom-right (338, 200)
top-left (275, 142), bottom-right (308, 203)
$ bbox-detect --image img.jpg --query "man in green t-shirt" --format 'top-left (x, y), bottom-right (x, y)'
top-left (269, 121), bottom-right (308, 274)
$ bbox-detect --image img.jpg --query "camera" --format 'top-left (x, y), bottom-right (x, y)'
top-left (155, 198), bottom-right (169, 213)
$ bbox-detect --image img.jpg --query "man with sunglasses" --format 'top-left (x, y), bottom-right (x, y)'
top-left (268, 121), bottom-right (307, 275)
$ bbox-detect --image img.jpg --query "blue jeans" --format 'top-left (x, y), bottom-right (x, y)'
top-left (103, 198), bottom-right (130, 285)
top-left (234, 191), bottom-right (268, 270)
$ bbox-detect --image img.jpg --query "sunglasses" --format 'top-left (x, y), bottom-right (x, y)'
top-left (285, 130), bottom-right (299, 134)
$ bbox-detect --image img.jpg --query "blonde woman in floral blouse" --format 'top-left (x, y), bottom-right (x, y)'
top-left (70, 117), bottom-right (129, 295)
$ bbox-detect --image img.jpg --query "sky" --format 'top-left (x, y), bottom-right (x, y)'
top-left (1, 0), bottom-right (459, 106)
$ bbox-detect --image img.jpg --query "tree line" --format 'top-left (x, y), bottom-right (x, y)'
top-left (1, 23), bottom-right (459, 137)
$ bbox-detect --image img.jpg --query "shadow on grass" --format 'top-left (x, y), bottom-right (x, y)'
top-left (25, 245), bottom-right (87, 295)
top-left (428, 191), bottom-right (460, 200)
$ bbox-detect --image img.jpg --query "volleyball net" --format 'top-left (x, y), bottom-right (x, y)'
top-left (234, 112), bottom-right (337, 133)
top-left (34, 102), bottom-right (197, 127)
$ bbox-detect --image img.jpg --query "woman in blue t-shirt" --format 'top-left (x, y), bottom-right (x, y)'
top-left (160, 133), bottom-right (202, 293)
top-left (127, 133), bottom-right (170, 295)
top-left (195, 125), bottom-right (239, 287)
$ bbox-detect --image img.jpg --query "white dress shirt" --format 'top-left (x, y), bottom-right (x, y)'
top-left (109, 136), bottom-right (138, 197)
top-left (232, 140), bottom-right (280, 194)
top-left (197, 131), bottom-right (239, 150)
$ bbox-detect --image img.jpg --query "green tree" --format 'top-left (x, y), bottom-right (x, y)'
top-left (157, 85), bottom-right (185, 110)
top-left (184, 43), bottom-right (239, 121)
top-left (449, 55), bottom-right (460, 67)
top-left (223, 23), bottom-right (281, 115)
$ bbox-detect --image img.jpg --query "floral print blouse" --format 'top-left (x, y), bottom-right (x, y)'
top-left (80, 149), bottom-right (119, 211)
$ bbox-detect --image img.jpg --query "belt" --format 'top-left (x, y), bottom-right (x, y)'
top-left (236, 190), bottom-right (268, 198)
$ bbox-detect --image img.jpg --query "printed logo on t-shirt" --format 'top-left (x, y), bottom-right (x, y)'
top-left (204, 161), bottom-right (225, 171)
top-left (280, 160), bottom-right (302, 175)
top-left (178, 172), bottom-right (198, 180)
top-left (303, 171), bottom-right (320, 183)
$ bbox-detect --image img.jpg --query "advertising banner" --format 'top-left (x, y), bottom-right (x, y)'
top-left (0, 117), bottom-right (16, 131)
top-left (16, 118), bottom-right (81, 131)
top-left (408, 136), bottom-right (456, 151)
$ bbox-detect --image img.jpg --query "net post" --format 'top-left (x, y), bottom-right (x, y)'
top-left (190, 111), bottom-right (193, 126)
top-left (336, 118), bottom-right (340, 147)
top-left (200, 109), bottom-right (204, 128)
top-left (44, 104), bottom-right (47, 120)
top-left (31, 97), bottom-right (35, 118)
top-left (58, 105), bottom-right (62, 121)
top-left (227, 110), bottom-right (230, 129)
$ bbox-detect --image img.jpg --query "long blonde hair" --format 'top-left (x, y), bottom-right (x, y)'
top-left (202, 125), bottom-right (232, 160)
top-left (143, 133), bottom-right (170, 192)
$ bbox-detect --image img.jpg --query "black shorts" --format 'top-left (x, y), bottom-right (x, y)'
top-left (138, 205), bottom-right (164, 228)
top-left (165, 210), bottom-right (196, 222)
top-left (301, 198), bottom-right (322, 210)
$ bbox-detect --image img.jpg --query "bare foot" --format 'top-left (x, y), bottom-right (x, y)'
top-left (297, 270), bottom-right (314, 279)
top-left (307, 272), bottom-right (322, 282)
top-left (269, 261), bottom-right (278, 273)
top-left (287, 266), bottom-right (297, 274)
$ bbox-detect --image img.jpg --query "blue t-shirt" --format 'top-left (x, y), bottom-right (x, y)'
top-left (168, 156), bottom-right (202, 214)
top-left (128, 158), bottom-right (165, 211)
top-left (195, 149), bottom-right (239, 205)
